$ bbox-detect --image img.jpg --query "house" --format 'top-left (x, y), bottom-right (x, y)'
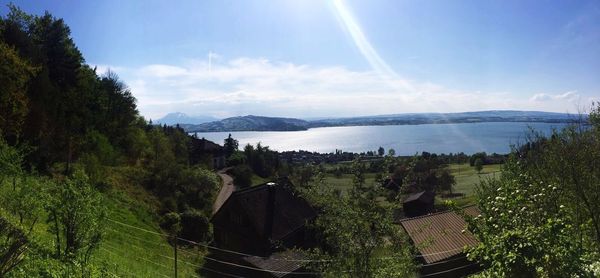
top-left (211, 178), bottom-right (317, 256)
top-left (403, 191), bottom-right (435, 217)
top-left (400, 206), bottom-right (481, 278)
top-left (189, 137), bottom-right (226, 169)
top-left (208, 178), bottom-right (317, 277)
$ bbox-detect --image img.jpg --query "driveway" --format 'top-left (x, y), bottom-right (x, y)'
top-left (213, 168), bottom-right (235, 215)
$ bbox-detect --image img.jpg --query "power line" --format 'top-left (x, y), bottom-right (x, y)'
top-left (201, 266), bottom-right (245, 278)
top-left (107, 226), bottom-right (206, 259)
top-left (417, 254), bottom-right (471, 266)
top-left (108, 233), bottom-right (319, 275)
top-left (202, 255), bottom-right (320, 275)
top-left (106, 216), bottom-right (476, 266)
top-left (103, 243), bottom-right (172, 277)
top-left (420, 262), bottom-right (479, 277)
top-left (106, 218), bottom-right (166, 237)
top-left (99, 247), bottom-right (143, 278)
top-left (106, 227), bottom-right (171, 248)
top-left (107, 217), bottom-right (325, 262)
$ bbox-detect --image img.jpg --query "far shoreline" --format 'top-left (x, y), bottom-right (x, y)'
top-left (187, 119), bottom-right (576, 134)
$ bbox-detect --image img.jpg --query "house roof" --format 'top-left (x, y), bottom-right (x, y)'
top-left (403, 190), bottom-right (435, 203)
top-left (399, 206), bottom-right (480, 264)
top-left (213, 178), bottom-right (317, 241)
top-left (194, 137), bottom-right (224, 153)
top-left (243, 250), bottom-right (307, 278)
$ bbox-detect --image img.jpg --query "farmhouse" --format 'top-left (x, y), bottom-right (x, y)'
top-left (208, 179), bottom-right (317, 277)
top-left (400, 206), bottom-right (481, 278)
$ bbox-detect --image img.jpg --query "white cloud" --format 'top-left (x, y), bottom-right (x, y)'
top-left (530, 91), bottom-right (579, 102)
top-left (97, 56), bottom-right (585, 120)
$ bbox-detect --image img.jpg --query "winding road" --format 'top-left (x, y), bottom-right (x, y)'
top-left (213, 168), bottom-right (235, 215)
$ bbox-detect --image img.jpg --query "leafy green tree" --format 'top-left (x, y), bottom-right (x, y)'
top-left (160, 212), bottom-right (181, 236)
top-left (294, 164), bottom-right (316, 187)
top-left (230, 164), bottom-right (253, 188)
top-left (0, 42), bottom-right (37, 142)
top-left (226, 151), bottom-right (245, 166)
top-left (467, 157), bottom-right (588, 277)
top-left (0, 136), bottom-right (24, 188)
top-left (121, 125), bottom-right (151, 164)
top-left (470, 152), bottom-right (487, 166)
top-left (98, 71), bottom-right (138, 142)
top-left (178, 166), bottom-right (220, 214)
top-left (438, 169), bottom-right (455, 194)
top-left (3, 176), bottom-right (46, 234)
top-left (224, 134), bottom-right (238, 158)
top-left (377, 146), bottom-right (385, 156)
top-left (304, 159), bottom-right (416, 277)
top-left (46, 170), bottom-right (105, 263)
top-left (82, 130), bottom-right (118, 166)
top-left (179, 210), bottom-right (211, 243)
top-left (516, 104), bottom-right (600, 254)
top-left (474, 158), bottom-right (483, 173)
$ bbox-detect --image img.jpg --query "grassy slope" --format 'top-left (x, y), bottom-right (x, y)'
top-left (94, 167), bottom-right (207, 277)
top-left (97, 189), bottom-right (204, 277)
top-left (1, 166), bottom-right (207, 277)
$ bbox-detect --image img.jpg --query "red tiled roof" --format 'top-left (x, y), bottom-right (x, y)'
top-left (400, 206), bottom-right (480, 264)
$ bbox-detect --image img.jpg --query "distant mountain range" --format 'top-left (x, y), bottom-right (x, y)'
top-left (154, 112), bottom-right (219, 125)
top-left (186, 115), bottom-right (309, 132)
top-left (182, 110), bottom-right (582, 132)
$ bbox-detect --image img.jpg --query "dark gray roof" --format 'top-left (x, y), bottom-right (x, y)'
top-left (213, 178), bottom-right (317, 241)
top-left (243, 250), bottom-right (307, 278)
top-left (403, 190), bottom-right (435, 203)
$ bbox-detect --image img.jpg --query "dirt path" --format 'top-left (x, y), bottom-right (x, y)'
top-left (213, 168), bottom-right (235, 215)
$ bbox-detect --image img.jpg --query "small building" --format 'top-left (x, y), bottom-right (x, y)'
top-left (189, 137), bottom-right (226, 169)
top-left (403, 191), bottom-right (435, 217)
top-left (400, 206), bottom-right (481, 278)
top-left (211, 178), bottom-right (317, 256)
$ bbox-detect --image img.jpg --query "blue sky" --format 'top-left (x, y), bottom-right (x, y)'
top-left (2, 0), bottom-right (599, 119)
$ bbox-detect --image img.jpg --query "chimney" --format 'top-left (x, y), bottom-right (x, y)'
top-left (263, 182), bottom-right (277, 247)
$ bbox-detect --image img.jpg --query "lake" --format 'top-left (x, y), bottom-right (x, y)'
top-left (193, 122), bottom-right (568, 155)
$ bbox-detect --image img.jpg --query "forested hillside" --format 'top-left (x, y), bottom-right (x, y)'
top-left (0, 5), bottom-right (220, 276)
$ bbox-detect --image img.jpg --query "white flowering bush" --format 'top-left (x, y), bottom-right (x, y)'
top-left (464, 158), bottom-right (591, 277)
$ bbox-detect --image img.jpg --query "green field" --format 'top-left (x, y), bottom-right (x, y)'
top-left (448, 163), bottom-right (502, 196)
top-left (321, 162), bottom-right (502, 200)
top-left (324, 173), bottom-right (378, 193)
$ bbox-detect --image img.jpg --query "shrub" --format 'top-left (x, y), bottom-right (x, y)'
top-left (179, 210), bottom-right (211, 243)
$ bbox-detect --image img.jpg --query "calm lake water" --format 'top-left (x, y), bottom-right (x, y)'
top-left (194, 122), bottom-right (568, 155)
